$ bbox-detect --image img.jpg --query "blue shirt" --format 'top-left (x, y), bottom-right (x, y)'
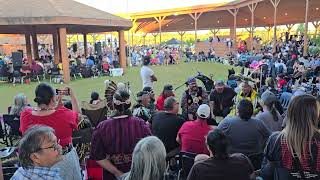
top-left (86, 59), bottom-right (94, 66)
top-left (11, 166), bottom-right (63, 180)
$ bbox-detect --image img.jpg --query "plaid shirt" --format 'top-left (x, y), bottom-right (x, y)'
top-left (11, 166), bottom-right (62, 180)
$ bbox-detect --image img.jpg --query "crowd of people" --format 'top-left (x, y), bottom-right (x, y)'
top-left (0, 30), bottom-right (320, 180)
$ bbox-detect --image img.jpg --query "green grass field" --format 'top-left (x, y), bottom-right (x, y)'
top-left (0, 62), bottom-right (239, 114)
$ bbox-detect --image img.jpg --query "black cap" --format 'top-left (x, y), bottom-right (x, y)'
top-left (163, 84), bottom-right (173, 92)
top-left (143, 87), bottom-right (153, 93)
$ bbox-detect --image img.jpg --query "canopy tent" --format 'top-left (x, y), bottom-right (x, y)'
top-left (165, 38), bottom-right (182, 45)
top-left (0, 0), bottom-right (132, 83)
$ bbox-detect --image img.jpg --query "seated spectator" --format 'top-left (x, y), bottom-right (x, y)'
top-left (209, 80), bottom-right (236, 118)
top-left (256, 91), bottom-right (283, 132)
top-left (177, 104), bottom-right (213, 155)
top-left (9, 93), bottom-right (30, 116)
top-left (132, 91), bottom-right (152, 122)
top-left (187, 129), bottom-right (254, 180)
top-left (90, 91), bottom-right (101, 105)
top-left (120, 136), bottom-right (166, 180)
top-left (11, 125), bottom-right (63, 180)
top-left (218, 99), bottom-right (271, 155)
top-left (90, 90), bottom-right (151, 180)
top-left (261, 95), bottom-right (320, 180)
top-left (236, 81), bottom-right (258, 108)
top-left (151, 97), bottom-right (185, 154)
top-left (276, 73), bottom-right (287, 92)
top-left (20, 83), bottom-right (82, 180)
top-left (156, 84), bottom-right (174, 111)
top-left (142, 87), bottom-right (156, 114)
top-left (86, 57), bottom-right (94, 67)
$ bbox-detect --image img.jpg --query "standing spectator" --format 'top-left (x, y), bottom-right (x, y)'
top-left (140, 56), bottom-right (157, 89)
top-left (11, 126), bottom-right (63, 180)
top-left (218, 99), bottom-right (271, 155)
top-left (156, 84), bottom-right (175, 111)
top-left (9, 93), bottom-right (30, 116)
top-left (20, 83), bottom-right (82, 180)
top-left (256, 91), bottom-right (283, 132)
top-left (261, 95), bottom-right (320, 180)
top-left (187, 129), bottom-right (254, 180)
top-left (152, 97), bottom-right (185, 154)
top-left (120, 136), bottom-right (166, 180)
top-left (177, 104), bottom-right (213, 155)
top-left (209, 80), bottom-right (236, 118)
top-left (181, 77), bottom-right (208, 120)
top-left (90, 90), bottom-right (151, 180)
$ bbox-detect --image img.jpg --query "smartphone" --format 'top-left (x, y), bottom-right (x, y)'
top-left (56, 88), bottom-right (70, 96)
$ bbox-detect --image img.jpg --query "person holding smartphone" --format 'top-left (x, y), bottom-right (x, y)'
top-left (20, 83), bottom-right (82, 180)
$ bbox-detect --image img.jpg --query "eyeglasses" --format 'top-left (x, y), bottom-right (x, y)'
top-left (34, 139), bottom-right (60, 152)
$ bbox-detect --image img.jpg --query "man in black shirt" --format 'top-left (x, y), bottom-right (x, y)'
top-left (151, 97), bottom-right (185, 154)
top-left (187, 129), bottom-right (254, 180)
top-left (209, 80), bottom-right (236, 118)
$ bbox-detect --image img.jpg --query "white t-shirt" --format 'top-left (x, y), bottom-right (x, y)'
top-left (140, 65), bottom-right (154, 88)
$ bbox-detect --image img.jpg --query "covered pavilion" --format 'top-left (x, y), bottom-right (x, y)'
top-left (128, 0), bottom-right (320, 55)
top-left (0, 0), bottom-right (132, 83)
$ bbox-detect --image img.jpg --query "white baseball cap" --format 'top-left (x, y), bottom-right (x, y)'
top-left (197, 104), bottom-right (210, 119)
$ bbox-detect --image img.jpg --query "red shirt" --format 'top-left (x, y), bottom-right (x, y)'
top-left (156, 94), bottom-right (174, 111)
top-left (178, 120), bottom-right (213, 155)
top-left (156, 94), bottom-right (166, 111)
top-left (277, 79), bottom-right (287, 90)
top-left (20, 107), bottom-right (78, 147)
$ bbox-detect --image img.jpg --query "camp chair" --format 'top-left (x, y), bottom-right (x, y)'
top-left (176, 152), bottom-right (197, 180)
top-left (81, 99), bottom-right (108, 127)
top-left (248, 152), bottom-right (264, 171)
top-left (2, 115), bottom-right (21, 146)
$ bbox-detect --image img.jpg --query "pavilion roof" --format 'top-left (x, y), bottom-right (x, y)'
top-left (129, 0), bottom-right (320, 33)
top-left (0, 0), bottom-right (132, 34)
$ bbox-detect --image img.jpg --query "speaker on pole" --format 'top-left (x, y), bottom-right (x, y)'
top-left (12, 51), bottom-right (23, 67)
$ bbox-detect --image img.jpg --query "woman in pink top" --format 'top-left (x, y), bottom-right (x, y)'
top-left (20, 83), bottom-right (82, 180)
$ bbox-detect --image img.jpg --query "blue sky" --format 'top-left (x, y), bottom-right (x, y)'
top-left (74, 0), bottom-right (234, 14)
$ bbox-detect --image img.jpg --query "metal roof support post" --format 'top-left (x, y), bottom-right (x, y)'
top-left (152, 33), bottom-right (158, 45)
top-left (312, 21), bottom-right (320, 39)
top-left (303, 0), bottom-right (309, 56)
top-left (286, 24), bottom-right (294, 33)
top-left (270, 0), bottom-right (281, 53)
top-left (189, 12), bottom-right (203, 43)
top-left (154, 16), bottom-right (166, 45)
top-left (210, 29), bottom-right (220, 38)
top-left (228, 8), bottom-right (238, 51)
top-left (248, 3), bottom-right (258, 52)
top-left (264, 26), bottom-right (273, 42)
top-left (178, 31), bottom-right (186, 51)
top-left (143, 33), bottom-right (147, 45)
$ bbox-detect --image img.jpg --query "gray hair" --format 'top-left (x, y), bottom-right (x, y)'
top-left (10, 93), bottom-right (28, 116)
top-left (163, 97), bottom-right (176, 111)
top-left (18, 125), bottom-right (56, 169)
top-left (125, 136), bottom-right (166, 180)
